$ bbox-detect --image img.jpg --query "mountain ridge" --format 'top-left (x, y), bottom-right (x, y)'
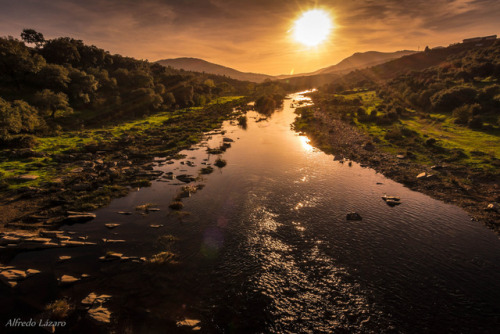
top-left (156, 50), bottom-right (417, 83)
top-left (156, 57), bottom-right (273, 83)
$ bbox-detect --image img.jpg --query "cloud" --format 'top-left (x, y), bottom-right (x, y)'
top-left (0, 0), bottom-right (498, 74)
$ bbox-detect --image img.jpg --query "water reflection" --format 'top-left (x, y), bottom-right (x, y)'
top-left (299, 135), bottom-right (314, 152)
top-left (3, 91), bottom-right (500, 333)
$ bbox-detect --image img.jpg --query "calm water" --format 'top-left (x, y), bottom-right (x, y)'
top-left (3, 91), bottom-right (500, 333)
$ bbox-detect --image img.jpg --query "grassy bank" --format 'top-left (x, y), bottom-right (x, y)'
top-left (0, 96), bottom-right (244, 190)
top-left (0, 96), bottom-right (246, 228)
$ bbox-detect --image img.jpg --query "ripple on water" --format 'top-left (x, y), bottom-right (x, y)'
top-left (243, 196), bottom-right (393, 333)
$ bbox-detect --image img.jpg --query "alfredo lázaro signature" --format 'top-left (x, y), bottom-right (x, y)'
top-left (5, 318), bottom-right (66, 328)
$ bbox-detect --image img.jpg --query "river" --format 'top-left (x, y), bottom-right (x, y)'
top-left (3, 91), bottom-right (500, 333)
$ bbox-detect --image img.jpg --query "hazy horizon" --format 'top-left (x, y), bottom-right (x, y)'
top-left (1, 0), bottom-right (499, 75)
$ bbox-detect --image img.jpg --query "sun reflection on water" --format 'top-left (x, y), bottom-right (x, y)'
top-left (299, 136), bottom-right (314, 152)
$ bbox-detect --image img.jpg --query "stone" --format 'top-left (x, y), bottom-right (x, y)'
top-left (88, 306), bottom-right (111, 324)
top-left (1, 236), bottom-right (21, 245)
top-left (150, 224), bottom-right (164, 228)
top-left (385, 199), bottom-right (401, 206)
top-left (105, 223), bottom-right (120, 229)
top-left (102, 239), bottom-right (125, 244)
top-left (0, 269), bottom-right (27, 281)
top-left (39, 230), bottom-right (64, 238)
top-left (147, 208), bottom-right (160, 212)
top-left (486, 202), bottom-right (499, 212)
top-left (382, 195), bottom-right (400, 202)
top-left (61, 240), bottom-right (86, 247)
top-left (117, 211), bottom-right (132, 215)
top-left (65, 212), bottom-right (96, 223)
top-left (6, 281), bottom-right (17, 288)
top-left (58, 256), bottom-right (71, 262)
top-left (82, 293), bottom-right (112, 306)
top-left (222, 137), bottom-right (234, 142)
top-left (176, 174), bottom-right (196, 183)
top-left (177, 318), bottom-right (201, 328)
top-left (26, 269), bottom-right (41, 277)
top-left (106, 252), bottom-right (123, 260)
top-left (14, 174), bottom-right (39, 181)
top-left (59, 275), bottom-right (80, 285)
top-left (26, 237), bottom-right (52, 243)
top-left (346, 212), bottom-right (362, 221)
top-left (416, 172), bottom-right (427, 179)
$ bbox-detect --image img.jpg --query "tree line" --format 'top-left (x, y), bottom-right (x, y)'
top-left (0, 29), bottom-right (257, 146)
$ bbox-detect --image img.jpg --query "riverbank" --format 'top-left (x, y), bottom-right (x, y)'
top-left (293, 103), bottom-right (500, 234)
top-left (0, 97), bottom-right (247, 231)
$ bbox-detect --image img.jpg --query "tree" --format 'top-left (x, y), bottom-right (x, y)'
top-left (163, 92), bottom-right (176, 107)
top-left (20, 29), bottom-right (45, 48)
top-left (0, 98), bottom-right (22, 139)
top-left (0, 37), bottom-right (46, 88)
top-left (41, 37), bottom-right (81, 65)
top-left (68, 69), bottom-right (98, 105)
top-left (33, 89), bottom-right (72, 118)
top-left (0, 98), bottom-right (43, 140)
top-left (36, 64), bottom-right (70, 91)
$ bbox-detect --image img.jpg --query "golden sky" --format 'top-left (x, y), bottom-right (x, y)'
top-left (0, 0), bottom-right (499, 75)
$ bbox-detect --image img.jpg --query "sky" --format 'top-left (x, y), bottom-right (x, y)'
top-left (0, 0), bottom-right (499, 75)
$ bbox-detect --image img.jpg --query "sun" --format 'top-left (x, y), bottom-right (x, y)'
top-left (293, 9), bottom-right (333, 47)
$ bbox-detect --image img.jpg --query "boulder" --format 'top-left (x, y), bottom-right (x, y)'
top-left (104, 223), bottom-right (120, 229)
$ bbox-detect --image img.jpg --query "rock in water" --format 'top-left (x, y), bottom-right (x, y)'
top-left (346, 212), bottom-right (362, 221)
top-left (382, 195), bottom-right (402, 206)
top-left (59, 275), bottom-right (80, 285)
top-left (65, 212), bottom-right (96, 223)
top-left (88, 306), bottom-right (111, 324)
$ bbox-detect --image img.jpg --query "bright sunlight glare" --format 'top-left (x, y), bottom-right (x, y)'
top-left (293, 9), bottom-right (333, 47)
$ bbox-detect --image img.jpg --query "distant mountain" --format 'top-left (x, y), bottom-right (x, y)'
top-left (156, 57), bottom-right (273, 83)
top-left (277, 50), bottom-right (417, 80)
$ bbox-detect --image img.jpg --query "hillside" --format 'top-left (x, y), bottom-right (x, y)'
top-left (276, 50), bottom-right (416, 81)
top-left (156, 57), bottom-right (273, 83)
top-left (313, 50), bottom-right (417, 75)
top-left (328, 38), bottom-right (499, 90)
